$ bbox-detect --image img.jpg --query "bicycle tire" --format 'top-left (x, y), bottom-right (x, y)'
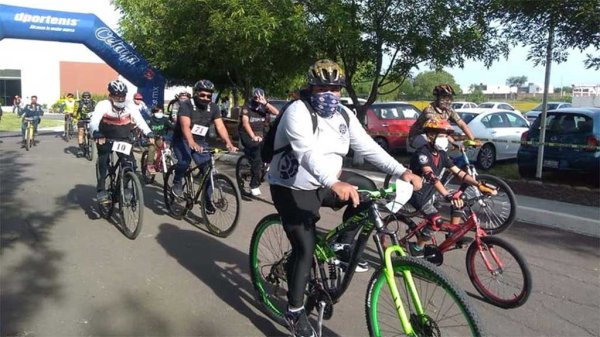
top-left (98, 173), bottom-right (116, 219)
top-left (466, 236), bottom-right (532, 309)
top-left (249, 214), bottom-right (290, 327)
top-left (25, 126), bottom-right (31, 151)
top-left (65, 118), bottom-right (72, 141)
top-left (455, 174), bottom-right (516, 235)
top-left (140, 150), bottom-right (155, 185)
top-left (366, 257), bottom-right (485, 337)
top-left (119, 171), bottom-right (144, 240)
top-left (202, 173), bottom-right (241, 238)
top-left (235, 155), bottom-right (253, 198)
top-left (86, 135), bottom-right (95, 161)
top-left (163, 166), bottom-right (191, 219)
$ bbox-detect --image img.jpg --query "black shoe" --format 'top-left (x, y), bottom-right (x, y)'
top-left (205, 201), bottom-right (216, 215)
top-left (455, 236), bottom-right (474, 249)
top-left (285, 308), bottom-right (316, 337)
top-left (408, 242), bottom-right (425, 257)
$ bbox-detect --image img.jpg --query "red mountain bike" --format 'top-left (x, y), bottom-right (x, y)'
top-left (141, 137), bottom-right (175, 185)
top-left (382, 181), bottom-right (532, 309)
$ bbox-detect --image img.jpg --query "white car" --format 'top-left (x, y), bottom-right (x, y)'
top-left (478, 102), bottom-right (521, 114)
top-left (451, 101), bottom-right (478, 110)
top-left (450, 109), bottom-right (529, 169)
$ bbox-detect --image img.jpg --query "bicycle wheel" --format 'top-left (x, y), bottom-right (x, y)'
top-left (25, 126), bottom-right (31, 151)
top-left (65, 119), bottom-right (72, 141)
top-left (459, 174), bottom-right (516, 234)
top-left (118, 170), bottom-right (144, 240)
top-left (98, 173), bottom-right (116, 219)
top-left (249, 214), bottom-right (290, 327)
top-left (235, 155), bottom-right (253, 197)
top-left (86, 135), bottom-right (95, 161)
top-left (466, 236), bottom-right (532, 309)
top-left (366, 257), bottom-right (485, 337)
top-left (202, 173), bottom-right (241, 238)
top-left (140, 150), bottom-right (155, 185)
top-left (163, 166), bottom-right (192, 219)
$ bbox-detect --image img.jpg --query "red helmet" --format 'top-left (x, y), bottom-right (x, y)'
top-left (133, 92), bottom-right (143, 100)
top-left (423, 116), bottom-right (454, 134)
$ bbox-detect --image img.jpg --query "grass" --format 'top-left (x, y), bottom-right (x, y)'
top-left (0, 113), bottom-right (63, 132)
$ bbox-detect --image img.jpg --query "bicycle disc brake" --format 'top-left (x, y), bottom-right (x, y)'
top-left (410, 313), bottom-right (441, 337)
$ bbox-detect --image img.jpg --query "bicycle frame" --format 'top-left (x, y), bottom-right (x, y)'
top-left (182, 150), bottom-right (220, 203)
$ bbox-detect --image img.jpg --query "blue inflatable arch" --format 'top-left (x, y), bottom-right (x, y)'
top-left (0, 4), bottom-right (165, 107)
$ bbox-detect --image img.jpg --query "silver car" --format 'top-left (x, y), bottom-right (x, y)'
top-left (524, 102), bottom-right (572, 124)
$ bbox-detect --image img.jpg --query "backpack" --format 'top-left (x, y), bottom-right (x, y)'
top-left (261, 99), bottom-right (350, 164)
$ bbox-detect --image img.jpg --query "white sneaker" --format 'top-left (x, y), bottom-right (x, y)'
top-left (251, 187), bottom-right (262, 196)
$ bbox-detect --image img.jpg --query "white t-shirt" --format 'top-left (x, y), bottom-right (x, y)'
top-left (268, 100), bottom-right (407, 190)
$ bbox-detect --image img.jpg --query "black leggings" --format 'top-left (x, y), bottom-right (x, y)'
top-left (240, 132), bottom-right (263, 188)
top-left (270, 171), bottom-right (376, 308)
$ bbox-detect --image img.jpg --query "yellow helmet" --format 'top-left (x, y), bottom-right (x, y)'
top-left (307, 59), bottom-right (346, 87)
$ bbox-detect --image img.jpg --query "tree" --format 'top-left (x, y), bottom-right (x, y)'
top-left (467, 84), bottom-right (485, 103)
top-left (412, 70), bottom-right (462, 99)
top-left (506, 76), bottom-right (527, 88)
top-left (112, 0), bottom-right (312, 100)
top-left (302, 0), bottom-right (508, 122)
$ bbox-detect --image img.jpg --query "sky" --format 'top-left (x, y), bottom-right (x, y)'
top-left (2, 0), bottom-right (599, 90)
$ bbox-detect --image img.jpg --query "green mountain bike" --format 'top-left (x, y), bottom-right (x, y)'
top-left (249, 179), bottom-right (485, 337)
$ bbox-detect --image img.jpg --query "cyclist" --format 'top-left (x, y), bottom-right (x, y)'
top-left (408, 84), bottom-right (476, 151)
top-left (19, 95), bottom-right (44, 146)
top-left (90, 80), bottom-right (154, 203)
top-left (268, 59), bottom-right (421, 337)
top-left (75, 91), bottom-right (96, 156)
top-left (171, 79), bottom-right (238, 199)
top-left (167, 91), bottom-right (191, 123)
top-left (145, 106), bottom-right (173, 174)
top-left (132, 92), bottom-right (150, 120)
top-left (62, 93), bottom-right (76, 137)
top-left (239, 88), bottom-right (279, 196)
top-left (406, 116), bottom-right (497, 256)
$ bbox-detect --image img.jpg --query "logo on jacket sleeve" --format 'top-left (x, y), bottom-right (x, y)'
top-left (418, 154), bottom-right (429, 165)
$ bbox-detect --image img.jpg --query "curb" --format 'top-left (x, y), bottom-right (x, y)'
top-left (506, 177), bottom-right (600, 193)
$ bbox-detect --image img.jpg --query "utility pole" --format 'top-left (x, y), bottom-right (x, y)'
top-left (535, 19), bottom-right (555, 179)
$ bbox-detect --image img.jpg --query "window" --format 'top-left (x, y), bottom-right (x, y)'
top-left (373, 104), bottom-right (419, 120)
top-left (535, 113), bottom-right (593, 134)
top-left (457, 112), bottom-right (478, 125)
top-left (0, 69), bottom-right (22, 107)
top-left (479, 103), bottom-right (494, 108)
top-left (482, 113), bottom-right (507, 128)
top-left (498, 104), bottom-right (513, 110)
top-left (505, 113), bottom-right (528, 128)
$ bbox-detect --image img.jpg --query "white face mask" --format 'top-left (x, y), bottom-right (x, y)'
top-left (154, 113), bottom-right (164, 118)
top-left (434, 137), bottom-right (449, 151)
top-left (112, 101), bottom-right (126, 109)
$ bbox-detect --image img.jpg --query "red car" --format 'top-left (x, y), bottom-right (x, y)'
top-left (365, 102), bottom-right (420, 152)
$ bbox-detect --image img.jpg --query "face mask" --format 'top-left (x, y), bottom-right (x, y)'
top-left (112, 101), bottom-right (126, 109)
top-left (248, 100), bottom-right (261, 111)
top-left (310, 92), bottom-right (339, 118)
top-left (154, 113), bottom-right (164, 118)
top-left (434, 136), bottom-right (449, 151)
top-left (193, 96), bottom-right (209, 110)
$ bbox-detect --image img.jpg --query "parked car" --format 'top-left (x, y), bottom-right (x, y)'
top-left (517, 108), bottom-right (600, 185)
top-left (340, 96), bottom-right (367, 115)
top-left (268, 99), bottom-right (289, 112)
top-left (365, 101), bottom-right (420, 152)
top-left (451, 109), bottom-right (530, 169)
top-left (524, 102), bottom-right (572, 124)
top-left (478, 101), bottom-right (521, 114)
top-left (451, 101), bottom-right (478, 110)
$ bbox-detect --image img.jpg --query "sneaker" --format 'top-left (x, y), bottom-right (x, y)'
top-left (332, 243), bottom-right (369, 273)
top-left (205, 201), bottom-right (216, 215)
top-left (408, 242), bottom-right (424, 257)
top-left (96, 190), bottom-right (110, 204)
top-left (172, 181), bottom-right (184, 197)
top-left (250, 187), bottom-right (262, 196)
top-left (285, 308), bottom-right (316, 337)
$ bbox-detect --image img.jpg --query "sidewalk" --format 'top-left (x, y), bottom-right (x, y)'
top-left (216, 152), bottom-right (600, 238)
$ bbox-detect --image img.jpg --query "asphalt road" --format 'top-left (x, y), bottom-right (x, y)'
top-left (1, 132), bottom-right (598, 337)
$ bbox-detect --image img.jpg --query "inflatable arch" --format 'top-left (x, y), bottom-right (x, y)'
top-left (0, 4), bottom-right (165, 107)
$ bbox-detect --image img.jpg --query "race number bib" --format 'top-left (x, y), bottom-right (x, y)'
top-left (112, 141), bottom-right (132, 155)
top-left (191, 124), bottom-right (209, 136)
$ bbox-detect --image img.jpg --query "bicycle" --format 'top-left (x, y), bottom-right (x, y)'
top-left (64, 114), bottom-right (75, 141)
top-left (163, 148), bottom-right (241, 238)
top-left (382, 180), bottom-right (532, 309)
top-left (141, 137), bottom-right (175, 185)
top-left (384, 140), bottom-right (516, 234)
top-left (250, 179), bottom-right (485, 337)
top-left (97, 139), bottom-right (145, 240)
top-left (80, 119), bottom-right (95, 161)
top-left (23, 117), bottom-right (36, 151)
top-left (235, 153), bottom-right (268, 198)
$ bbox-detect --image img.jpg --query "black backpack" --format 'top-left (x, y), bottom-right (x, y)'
top-left (261, 99), bottom-right (349, 164)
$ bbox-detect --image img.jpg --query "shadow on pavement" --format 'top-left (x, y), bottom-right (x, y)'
top-left (156, 223), bottom-right (341, 337)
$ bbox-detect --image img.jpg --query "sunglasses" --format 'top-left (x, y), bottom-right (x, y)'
top-left (197, 93), bottom-right (212, 99)
top-left (134, 98), bottom-right (142, 101)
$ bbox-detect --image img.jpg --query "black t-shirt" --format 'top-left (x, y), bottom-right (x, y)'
top-left (409, 145), bottom-right (455, 208)
top-left (174, 100), bottom-right (221, 142)
top-left (238, 105), bottom-right (269, 136)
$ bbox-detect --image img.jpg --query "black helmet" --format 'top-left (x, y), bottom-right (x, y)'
top-left (193, 79), bottom-right (215, 93)
top-left (82, 91), bottom-right (91, 99)
top-left (307, 59), bottom-right (346, 87)
top-left (252, 88), bottom-right (265, 98)
top-left (108, 80), bottom-right (128, 96)
top-left (432, 84), bottom-right (455, 97)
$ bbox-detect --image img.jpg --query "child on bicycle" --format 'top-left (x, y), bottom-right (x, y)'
top-left (407, 116), bottom-right (497, 256)
top-left (145, 106), bottom-right (173, 174)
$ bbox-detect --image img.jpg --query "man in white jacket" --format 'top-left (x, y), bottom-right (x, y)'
top-left (268, 59), bottom-right (421, 337)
